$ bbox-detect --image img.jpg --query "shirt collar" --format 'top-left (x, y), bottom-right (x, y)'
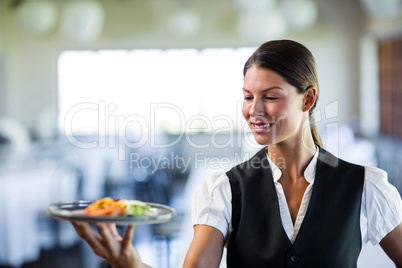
top-left (265, 146), bottom-right (319, 183)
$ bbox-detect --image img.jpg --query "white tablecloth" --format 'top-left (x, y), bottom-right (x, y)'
top-left (0, 162), bottom-right (79, 267)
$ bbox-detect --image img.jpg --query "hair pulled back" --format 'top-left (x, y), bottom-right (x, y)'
top-left (244, 39), bottom-right (323, 148)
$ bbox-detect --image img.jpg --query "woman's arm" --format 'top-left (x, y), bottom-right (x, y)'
top-left (380, 223), bottom-right (402, 267)
top-left (183, 225), bottom-right (225, 268)
top-left (71, 221), bottom-right (151, 268)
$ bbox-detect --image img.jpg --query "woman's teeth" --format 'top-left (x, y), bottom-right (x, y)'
top-left (254, 123), bottom-right (274, 128)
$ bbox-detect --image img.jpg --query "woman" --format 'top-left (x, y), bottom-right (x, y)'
top-left (72, 40), bottom-right (402, 268)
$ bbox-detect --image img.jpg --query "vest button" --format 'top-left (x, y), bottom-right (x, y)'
top-left (290, 255), bottom-right (300, 263)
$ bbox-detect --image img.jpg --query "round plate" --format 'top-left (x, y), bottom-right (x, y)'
top-left (48, 200), bottom-right (176, 225)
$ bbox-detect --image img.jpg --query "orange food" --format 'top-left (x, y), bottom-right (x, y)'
top-left (84, 197), bottom-right (126, 216)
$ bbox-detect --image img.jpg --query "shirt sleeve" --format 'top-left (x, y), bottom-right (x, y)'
top-left (363, 166), bottom-right (402, 245)
top-left (191, 172), bottom-right (232, 240)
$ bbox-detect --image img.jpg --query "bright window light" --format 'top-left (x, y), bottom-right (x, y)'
top-left (57, 47), bottom-right (255, 136)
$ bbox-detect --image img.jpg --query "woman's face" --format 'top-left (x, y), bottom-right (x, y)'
top-left (242, 65), bottom-right (307, 146)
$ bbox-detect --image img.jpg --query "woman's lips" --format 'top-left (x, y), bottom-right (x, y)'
top-left (251, 122), bottom-right (275, 133)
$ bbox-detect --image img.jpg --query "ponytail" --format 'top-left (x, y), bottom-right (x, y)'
top-left (309, 111), bottom-right (323, 148)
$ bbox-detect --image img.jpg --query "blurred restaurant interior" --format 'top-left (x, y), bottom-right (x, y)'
top-left (0, 0), bottom-right (402, 267)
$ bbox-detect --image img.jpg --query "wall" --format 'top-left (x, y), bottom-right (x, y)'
top-left (0, 0), bottom-right (377, 136)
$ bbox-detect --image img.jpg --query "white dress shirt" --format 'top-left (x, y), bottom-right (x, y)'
top-left (191, 149), bottom-right (402, 246)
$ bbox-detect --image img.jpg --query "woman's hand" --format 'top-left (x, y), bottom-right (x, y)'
top-left (71, 221), bottom-right (151, 268)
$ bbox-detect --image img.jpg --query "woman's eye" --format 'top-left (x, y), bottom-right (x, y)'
top-left (244, 96), bottom-right (253, 100)
top-left (266, 97), bottom-right (278, 100)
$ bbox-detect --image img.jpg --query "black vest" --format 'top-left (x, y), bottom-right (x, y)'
top-left (226, 147), bottom-right (364, 268)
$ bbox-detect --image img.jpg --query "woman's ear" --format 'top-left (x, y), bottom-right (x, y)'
top-left (302, 86), bottom-right (317, 112)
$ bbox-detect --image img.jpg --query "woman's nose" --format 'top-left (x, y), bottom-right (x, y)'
top-left (250, 98), bottom-right (265, 117)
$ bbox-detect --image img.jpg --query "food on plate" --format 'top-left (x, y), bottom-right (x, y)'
top-left (84, 197), bottom-right (153, 217)
top-left (84, 197), bottom-right (126, 216)
top-left (124, 200), bottom-right (152, 217)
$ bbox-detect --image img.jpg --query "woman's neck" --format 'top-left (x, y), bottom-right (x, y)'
top-left (267, 136), bottom-right (316, 182)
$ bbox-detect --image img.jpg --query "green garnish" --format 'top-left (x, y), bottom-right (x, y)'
top-left (123, 200), bottom-right (152, 217)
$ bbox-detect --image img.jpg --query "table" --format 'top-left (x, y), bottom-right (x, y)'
top-left (0, 162), bottom-right (79, 267)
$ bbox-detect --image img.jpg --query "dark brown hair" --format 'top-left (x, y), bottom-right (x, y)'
top-left (243, 39), bottom-right (323, 148)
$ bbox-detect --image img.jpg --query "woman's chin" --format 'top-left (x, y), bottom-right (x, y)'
top-left (252, 135), bottom-right (274, 146)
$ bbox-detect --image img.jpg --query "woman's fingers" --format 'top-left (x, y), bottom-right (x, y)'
top-left (96, 223), bottom-right (138, 266)
top-left (72, 221), bottom-right (140, 267)
top-left (122, 224), bottom-right (135, 252)
top-left (71, 221), bottom-right (109, 257)
top-left (72, 221), bottom-right (100, 242)
top-left (105, 222), bottom-right (121, 238)
top-left (71, 220), bottom-right (88, 236)
top-left (96, 223), bottom-right (121, 257)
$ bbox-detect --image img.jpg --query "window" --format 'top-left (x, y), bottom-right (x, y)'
top-left (58, 47), bottom-right (255, 137)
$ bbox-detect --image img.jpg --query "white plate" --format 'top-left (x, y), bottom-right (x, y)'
top-left (48, 200), bottom-right (176, 225)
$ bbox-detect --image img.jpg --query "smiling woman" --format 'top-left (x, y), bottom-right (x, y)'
top-left (242, 39), bottom-right (322, 150)
top-left (242, 67), bottom-right (309, 147)
top-left (70, 40), bottom-right (402, 268)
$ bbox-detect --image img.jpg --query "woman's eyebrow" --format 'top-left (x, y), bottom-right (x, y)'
top-left (242, 86), bottom-right (283, 93)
